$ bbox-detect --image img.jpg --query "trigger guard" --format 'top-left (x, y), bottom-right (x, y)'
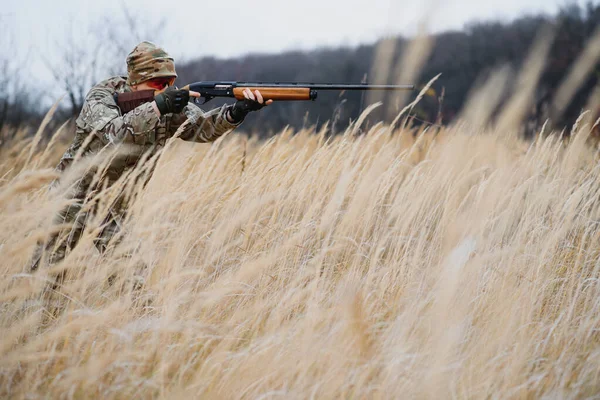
top-left (199, 96), bottom-right (214, 105)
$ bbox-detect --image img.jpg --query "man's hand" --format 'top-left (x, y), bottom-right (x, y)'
top-left (227, 89), bottom-right (274, 123)
top-left (153, 87), bottom-right (203, 115)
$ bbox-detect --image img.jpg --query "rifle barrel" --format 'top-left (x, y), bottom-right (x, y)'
top-left (235, 82), bottom-right (414, 91)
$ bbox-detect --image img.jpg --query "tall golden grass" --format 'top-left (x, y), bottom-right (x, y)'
top-left (1, 33), bottom-right (600, 398)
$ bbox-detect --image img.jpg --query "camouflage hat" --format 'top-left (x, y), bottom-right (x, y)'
top-left (126, 41), bottom-right (177, 86)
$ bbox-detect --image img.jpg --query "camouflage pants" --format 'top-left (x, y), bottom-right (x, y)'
top-left (30, 179), bottom-right (125, 271)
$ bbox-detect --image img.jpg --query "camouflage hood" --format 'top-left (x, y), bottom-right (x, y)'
top-left (126, 41), bottom-right (177, 86)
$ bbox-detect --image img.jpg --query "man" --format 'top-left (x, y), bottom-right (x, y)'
top-left (31, 41), bottom-right (270, 269)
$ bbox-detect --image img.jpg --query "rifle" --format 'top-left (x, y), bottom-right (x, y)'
top-left (115, 81), bottom-right (415, 113)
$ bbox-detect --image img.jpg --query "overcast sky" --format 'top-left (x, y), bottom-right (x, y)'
top-left (6, 0), bottom-right (583, 57)
top-left (2, 0), bottom-right (589, 92)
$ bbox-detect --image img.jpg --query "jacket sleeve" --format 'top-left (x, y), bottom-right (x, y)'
top-left (75, 86), bottom-right (163, 146)
top-left (170, 103), bottom-right (240, 143)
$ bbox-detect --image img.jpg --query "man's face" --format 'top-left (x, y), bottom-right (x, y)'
top-left (133, 77), bottom-right (176, 92)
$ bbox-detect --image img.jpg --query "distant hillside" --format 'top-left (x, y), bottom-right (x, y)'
top-left (176, 3), bottom-right (600, 136)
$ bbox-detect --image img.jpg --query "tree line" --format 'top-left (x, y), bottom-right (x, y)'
top-left (176, 2), bottom-right (600, 136)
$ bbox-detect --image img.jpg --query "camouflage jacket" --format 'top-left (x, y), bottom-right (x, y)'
top-left (57, 76), bottom-right (239, 182)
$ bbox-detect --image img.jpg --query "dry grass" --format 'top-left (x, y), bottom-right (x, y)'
top-left (1, 110), bottom-right (600, 398)
top-left (2, 38), bottom-right (600, 398)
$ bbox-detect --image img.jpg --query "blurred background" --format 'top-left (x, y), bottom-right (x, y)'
top-left (1, 0), bottom-right (598, 139)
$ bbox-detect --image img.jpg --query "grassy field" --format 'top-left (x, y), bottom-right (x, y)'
top-left (2, 37), bottom-right (600, 396)
top-left (1, 107), bottom-right (600, 398)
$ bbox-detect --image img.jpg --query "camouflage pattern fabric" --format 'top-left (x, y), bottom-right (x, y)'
top-left (58, 76), bottom-right (239, 174)
top-left (126, 41), bottom-right (177, 86)
top-left (32, 75), bottom-right (239, 269)
top-left (31, 174), bottom-right (95, 268)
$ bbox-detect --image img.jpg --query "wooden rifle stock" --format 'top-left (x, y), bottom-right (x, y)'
top-left (114, 90), bottom-right (155, 113)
